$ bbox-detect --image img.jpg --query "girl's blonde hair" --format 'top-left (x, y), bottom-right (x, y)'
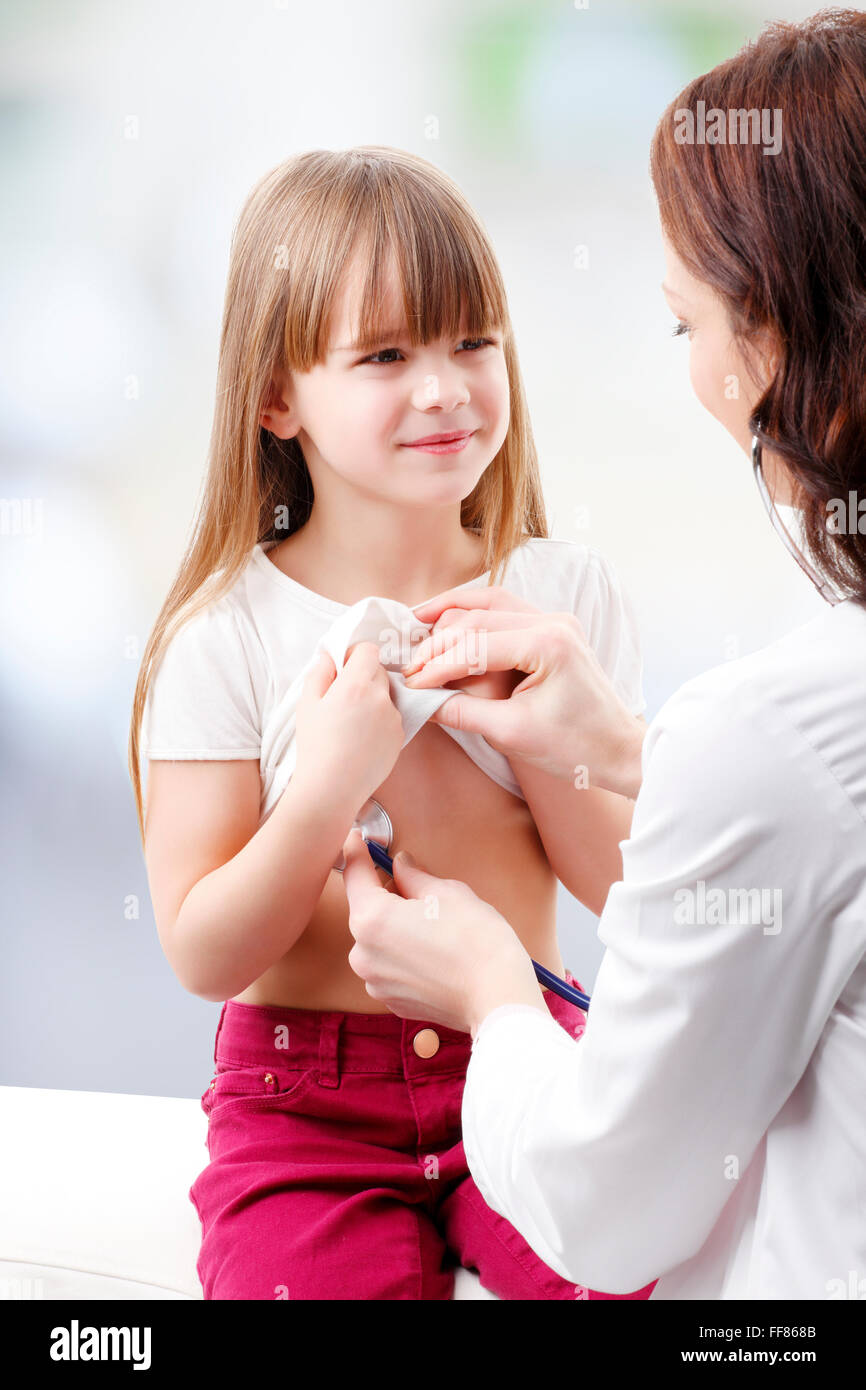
top-left (129, 145), bottom-right (548, 847)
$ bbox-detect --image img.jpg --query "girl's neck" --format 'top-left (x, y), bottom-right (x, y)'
top-left (270, 519), bottom-right (486, 609)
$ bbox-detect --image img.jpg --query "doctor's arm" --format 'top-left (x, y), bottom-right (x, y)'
top-left (461, 679), bottom-right (863, 1293)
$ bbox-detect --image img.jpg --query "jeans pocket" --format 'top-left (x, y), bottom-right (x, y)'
top-left (201, 1061), bottom-right (317, 1119)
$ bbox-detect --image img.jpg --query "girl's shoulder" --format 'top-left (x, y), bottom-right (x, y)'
top-left (506, 535), bottom-right (626, 611)
top-left (148, 548), bottom-right (273, 695)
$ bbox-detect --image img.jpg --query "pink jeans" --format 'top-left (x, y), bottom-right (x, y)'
top-left (190, 974), bottom-right (658, 1301)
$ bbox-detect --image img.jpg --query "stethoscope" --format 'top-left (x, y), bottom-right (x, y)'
top-left (752, 433), bottom-right (841, 606)
top-left (331, 443), bottom-right (838, 1022)
top-left (334, 799), bottom-right (592, 1012)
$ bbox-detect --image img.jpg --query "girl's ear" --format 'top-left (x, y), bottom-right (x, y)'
top-left (260, 369), bottom-right (301, 439)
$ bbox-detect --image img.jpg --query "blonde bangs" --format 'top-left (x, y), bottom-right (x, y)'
top-left (281, 149), bottom-right (510, 370)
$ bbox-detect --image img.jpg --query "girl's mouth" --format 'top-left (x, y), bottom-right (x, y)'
top-left (399, 430), bottom-right (476, 455)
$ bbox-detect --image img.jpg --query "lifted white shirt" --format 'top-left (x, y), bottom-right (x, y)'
top-left (141, 536), bottom-right (645, 824)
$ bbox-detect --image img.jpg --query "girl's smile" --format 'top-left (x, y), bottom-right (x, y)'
top-left (399, 428), bottom-right (477, 456)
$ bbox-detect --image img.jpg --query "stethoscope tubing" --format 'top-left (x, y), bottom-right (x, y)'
top-left (751, 434), bottom-right (841, 606)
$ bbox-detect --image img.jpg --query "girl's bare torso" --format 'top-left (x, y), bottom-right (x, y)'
top-left (231, 537), bottom-right (564, 1014)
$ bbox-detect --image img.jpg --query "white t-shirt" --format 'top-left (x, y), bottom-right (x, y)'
top-left (141, 535), bottom-right (646, 824)
top-left (462, 595), bottom-right (866, 1299)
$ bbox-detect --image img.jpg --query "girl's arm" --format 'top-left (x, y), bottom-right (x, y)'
top-left (145, 758), bottom-right (357, 1001)
top-left (509, 716), bottom-right (647, 915)
top-left (146, 639), bottom-right (405, 1000)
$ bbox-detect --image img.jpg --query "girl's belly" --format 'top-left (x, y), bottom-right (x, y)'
top-left (232, 720), bottom-right (563, 1013)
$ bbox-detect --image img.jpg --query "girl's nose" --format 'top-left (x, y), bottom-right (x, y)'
top-left (410, 365), bottom-right (471, 413)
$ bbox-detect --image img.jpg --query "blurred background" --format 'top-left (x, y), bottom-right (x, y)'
top-left (1, 0), bottom-right (835, 1096)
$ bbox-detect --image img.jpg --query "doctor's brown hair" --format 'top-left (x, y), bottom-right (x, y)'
top-left (650, 7), bottom-right (866, 602)
top-left (128, 146), bottom-right (548, 846)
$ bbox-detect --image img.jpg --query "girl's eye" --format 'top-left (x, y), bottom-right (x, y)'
top-left (364, 347), bottom-right (404, 365)
top-left (671, 321), bottom-right (693, 339)
top-left (360, 337), bottom-right (494, 366)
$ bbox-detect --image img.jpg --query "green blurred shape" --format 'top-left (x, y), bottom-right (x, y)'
top-left (456, 2), bottom-right (550, 148)
top-left (652, 3), bottom-right (753, 75)
top-left (450, 0), bottom-right (759, 152)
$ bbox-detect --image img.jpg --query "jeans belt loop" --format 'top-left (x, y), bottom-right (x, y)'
top-left (317, 1013), bottom-right (342, 1088)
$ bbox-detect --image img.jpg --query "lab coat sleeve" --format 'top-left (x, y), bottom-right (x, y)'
top-left (461, 671), bottom-right (866, 1293)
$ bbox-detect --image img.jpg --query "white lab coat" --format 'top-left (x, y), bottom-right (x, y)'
top-left (462, 597), bottom-right (866, 1298)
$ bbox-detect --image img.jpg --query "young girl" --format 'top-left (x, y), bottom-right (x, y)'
top-left (130, 145), bottom-right (657, 1301)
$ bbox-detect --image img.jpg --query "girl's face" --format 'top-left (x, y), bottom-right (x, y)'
top-left (660, 235), bottom-right (794, 505)
top-left (262, 251), bottom-right (510, 509)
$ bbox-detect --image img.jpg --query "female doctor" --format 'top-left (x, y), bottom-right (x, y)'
top-left (337, 12), bottom-right (866, 1300)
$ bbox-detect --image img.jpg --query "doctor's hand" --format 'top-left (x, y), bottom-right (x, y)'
top-left (341, 828), bottom-right (547, 1037)
top-left (403, 585), bottom-right (645, 800)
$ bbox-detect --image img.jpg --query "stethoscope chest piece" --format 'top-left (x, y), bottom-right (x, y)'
top-left (332, 797), bottom-right (394, 873)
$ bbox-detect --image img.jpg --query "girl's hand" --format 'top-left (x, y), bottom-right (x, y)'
top-left (295, 642), bottom-right (405, 810)
top-left (402, 585), bottom-right (645, 798)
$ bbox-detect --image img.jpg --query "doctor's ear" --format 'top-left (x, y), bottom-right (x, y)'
top-left (260, 369), bottom-right (301, 440)
top-left (741, 323), bottom-right (782, 396)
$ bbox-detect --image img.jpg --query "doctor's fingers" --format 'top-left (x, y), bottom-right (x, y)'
top-left (405, 608), bottom-right (556, 675)
top-left (404, 618), bottom-right (579, 689)
top-left (412, 583), bottom-right (542, 623)
top-left (344, 831), bottom-right (471, 920)
top-left (341, 830), bottom-right (396, 920)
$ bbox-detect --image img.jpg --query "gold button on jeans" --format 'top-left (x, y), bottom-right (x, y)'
top-left (412, 1028), bottom-right (440, 1059)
